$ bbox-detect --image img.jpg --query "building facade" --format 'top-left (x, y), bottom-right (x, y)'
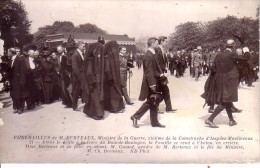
top-left (45, 32), bottom-right (136, 54)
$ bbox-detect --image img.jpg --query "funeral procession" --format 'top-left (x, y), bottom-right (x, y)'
top-left (0, 0), bottom-right (259, 161)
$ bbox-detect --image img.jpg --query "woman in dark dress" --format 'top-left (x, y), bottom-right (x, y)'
top-left (82, 43), bottom-right (105, 120)
top-left (103, 41), bottom-right (125, 113)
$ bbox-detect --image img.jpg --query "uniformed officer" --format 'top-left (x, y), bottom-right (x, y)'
top-left (191, 46), bottom-right (203, 81)
top-left (119, 46), bottom-right (134, 105)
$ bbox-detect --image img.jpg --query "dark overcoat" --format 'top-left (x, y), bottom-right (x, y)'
top-left (155, 47), bottom-right (166, 71)
top-left (9, 56), bottom-right (27, 99)
top-left (203, 50), bottom-right (250, 104)
top-left (59, 54), bottom-right (72, 105)
top-left (139, 50), bottom-right (161, 101)
top-left (59, 54), bottom-right (71, 86)
top-left (72, 50), bottom-right (84, 85)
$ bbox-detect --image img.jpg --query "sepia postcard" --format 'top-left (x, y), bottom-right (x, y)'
top-left (0, 0), bottom-right (259, 164)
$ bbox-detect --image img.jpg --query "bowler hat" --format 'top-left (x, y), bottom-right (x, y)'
top-left (197, 46), bottom-right (202, 50)
top-left (226, 39), bottom-right (235, 47)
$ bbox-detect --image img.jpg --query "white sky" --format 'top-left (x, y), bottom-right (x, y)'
top-left (21, 0), bottom-right (259, 38)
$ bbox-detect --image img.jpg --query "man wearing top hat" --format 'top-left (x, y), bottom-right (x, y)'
top-left (204, 39), bottom-right (250, 128)
top-left (97, 36), bottom-right (105, 45)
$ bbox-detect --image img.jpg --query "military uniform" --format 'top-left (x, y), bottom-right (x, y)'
top-left (191, 51), bottom-right (203, 81)
top-left (119, 53), bottom-right (133, 105)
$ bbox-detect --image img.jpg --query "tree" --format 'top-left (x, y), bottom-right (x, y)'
top-left (75, 23), bottom-right (107, 34)
top-left (168, 22), bottom-right (204, 50)
top-left (135, 36), bottom-right (149, 53)
top-left (0, 0), bottom-right (32, 52)
top-left (168, 15), bottom-right (259, 51)
top-left (33, 21), bottom-right (107, 49)
top-left (205, 16), bottom-right (258, 49)
top-left (52, 21), bottom-right (75, 32)
top-left (256, 5), bottom-right (259, 18)
top-left (33, 21), bottom-right (75, 49)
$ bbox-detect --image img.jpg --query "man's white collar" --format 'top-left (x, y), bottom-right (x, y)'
top-left (12, 55), bottom-right (17, 60)
top-left (77, 49), bottom-right (83, 54)
top-left (77, 49), bottom-right (84, 60)
top-left (226, 48), bottom-right (232, 52)
top-left (147, 48), bottom-right (155, 54)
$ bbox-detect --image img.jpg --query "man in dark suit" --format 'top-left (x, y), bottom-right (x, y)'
top-left (202, 49), bottom-right (210, 76)
top-left (180, 50), bottom-right (188, 76)
top-left (41, 51), bottom-right (55, 104)
top-left (205, 39), bottom-right (250, 128)
top-left (175, 50), bottom-right (182, 77)
top-left (57, 45), bottom-right (72, 107)
top-left (156, 36), bottom-right (176, 113)
top-left (130, 38), bottom-right (165, 128)
top-left (189, 49), bottom-right (196, 78)
top-left (156, 36), bottom-right (167, 73)
top-left (8, 48), bottom-right (27, 114)
top-left (24, 49), bottom-right (37, 110)
top-left (252, 51), bottom-right (259, 81)
top-left (71, 41), bottom-right (85, 111)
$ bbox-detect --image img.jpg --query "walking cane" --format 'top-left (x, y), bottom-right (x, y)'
top-left (128, 70), bottom-right (131, 97)
top-left (39, 77), bottom-right (47, 102)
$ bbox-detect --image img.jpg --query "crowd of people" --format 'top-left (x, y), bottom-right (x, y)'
top-left (130, 37), bottom-right (258, 128)
top-left (135, 45), bottom-right (259, 86)
top-left (0, 34), bottom-right (259, 128)
top-left (0, 36), bottom-right (137, 120)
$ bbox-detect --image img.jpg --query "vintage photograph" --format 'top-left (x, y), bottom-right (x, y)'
top-left (0, 0), bottom-right (259, 164)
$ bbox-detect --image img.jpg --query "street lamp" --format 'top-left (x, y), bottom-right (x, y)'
top-left (11, 26), bottom-right (16, 47)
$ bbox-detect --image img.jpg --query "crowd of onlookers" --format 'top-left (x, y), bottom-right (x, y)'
top-left (0, 46), bottom-right (73, 112)
top-left (135, 47), bottom-right (259, 85)
top-left (0, 37), bottom-right (137, 120)
top-left (0, 40), bottom-right (259, 117)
